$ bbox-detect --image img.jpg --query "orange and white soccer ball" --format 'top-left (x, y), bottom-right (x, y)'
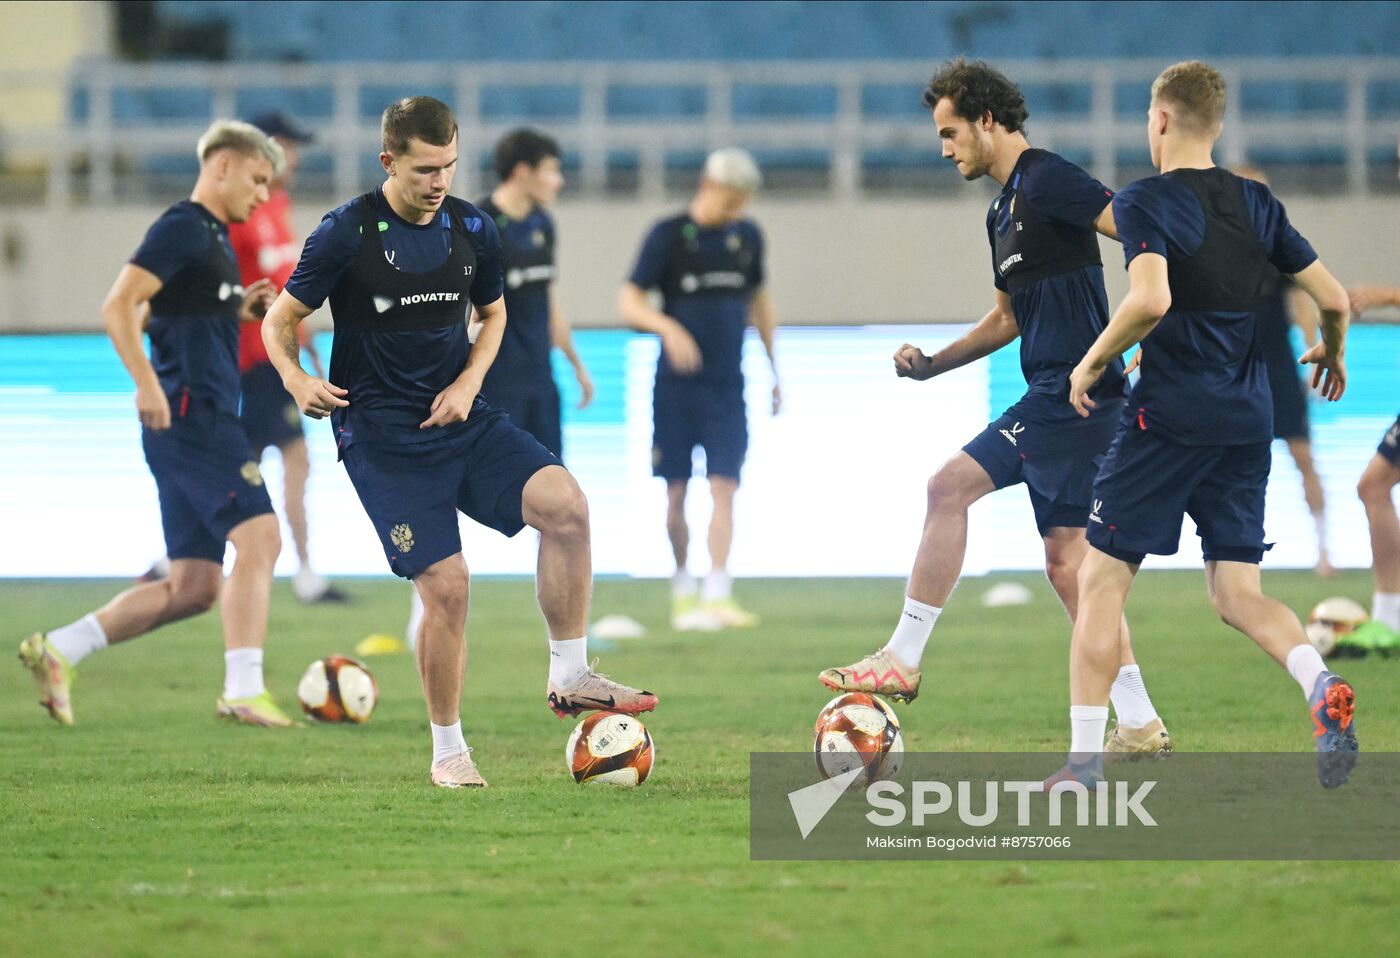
top-left (566, 711), bottom-right (654, 786)
top-left (297, 655), bottom-right (378, 723)
top-left (1306, 597), bottom-right (1368, 657)
top-left (814, 692), bottom-right (903, 785)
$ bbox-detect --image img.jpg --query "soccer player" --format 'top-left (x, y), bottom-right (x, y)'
top-left (819, 59), bottom-right (1170, 758)
top-left (1063, 61), bottom-right (1356, 788)
top-left (232, 111), bottom-right (345, 604)
top-left (619, 148), bottom-right (780, 631)
top-left (260, 97), bottom-right (656, 788)
top-left (405, 128), bottom-right (593, 645)
top-left (478, 128), bottom-right (593, 455)
top-left (19, 121), bottom-right (294, 728)
top-left (1234, 165), bottom-right (1333, 577)
top-left (1345, 131), bottom-right (1400, 649)
top-left (1351, 279), bottom-right (1400, 644)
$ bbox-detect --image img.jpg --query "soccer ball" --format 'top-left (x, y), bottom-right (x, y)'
top-left (297, 655), bottom-right (378, 723)
top-left (1305, 597), bottom-right (1368, 657)
top-left (566, 711), bottom-right (654, 786)
top-left (814, 692), bottom-right (903, 785)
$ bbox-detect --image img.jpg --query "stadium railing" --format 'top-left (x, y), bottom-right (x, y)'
top-left (3, 58), bottom-right (1400, 204)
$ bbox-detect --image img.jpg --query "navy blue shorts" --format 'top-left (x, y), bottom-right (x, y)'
top-left (1265, 354), bottom-right (1310, 441)
top-left (1378, 415), bottom-right (1400, 466)
top-left (652, 378), bottom-right (747, 481)
top-left (485, 378), bottom-right (563, 461)
top-left (962, 403), bottom-right (1123, 536)
top-left (142, 405), bottom-right (275, 563)
top-left (341, 409), bottom-right (560, 579)
top-left (240, 362), bottom-right (304, 452)
top-left (1086, 422), bottom-right (1272, 565)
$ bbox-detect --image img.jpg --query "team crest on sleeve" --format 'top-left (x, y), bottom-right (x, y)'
top-left (240, 462), bottom-right (265, 487)
top-left (390, 523), bottom-right (415, 553)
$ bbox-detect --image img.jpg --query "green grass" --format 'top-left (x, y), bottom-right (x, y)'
top-left (2, 571), bottom-right (1397, 957)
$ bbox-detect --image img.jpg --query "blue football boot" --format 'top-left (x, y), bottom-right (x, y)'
top-left (1309, 671), bottom-right (1358, 789)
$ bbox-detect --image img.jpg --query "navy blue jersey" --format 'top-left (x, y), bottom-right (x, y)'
top-left (985, 149), bottom-right (1122, 423)
top-left (477, 196), bottom-right (556, 384)
top-left (285, 189), bottom-right (504, 448)
top-left (628, 213), bottom-right (764, 385)
top-left (129, 201), bottom-right (245, 415)
top-left (1114, 172), bottom-right (1317, 445)
top-left (1255, 274), bottom-right (1297, 370)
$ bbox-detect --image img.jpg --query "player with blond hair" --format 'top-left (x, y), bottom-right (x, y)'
top-left (20, 120), bottom-right (294, 728)
top-left (1061, 61), bottom-right (1357, 788)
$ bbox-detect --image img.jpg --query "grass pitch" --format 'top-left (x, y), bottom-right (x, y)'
top-left (2, 571), bottom-right (1397, 957)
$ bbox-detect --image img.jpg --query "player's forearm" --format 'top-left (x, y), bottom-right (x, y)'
top-left (927, 306), bottom-right (1018, 375)
top-left (619, 285), bottom-right (680, 336)
top-left (262, 295), bottom-right (311, 383)
top-left (1084, 293), bottom-right (1163, 371)
top-left (750, 291), bottom-right (779, 370)
top-left (461, 304), bottom-right (505, 385)
top-left (101, 299), bottom-right (160, 390)
top-left (548, 304), bottom-right (586, 370)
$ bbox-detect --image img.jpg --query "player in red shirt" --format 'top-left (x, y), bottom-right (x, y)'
top-left (231, 112), bottom-right (343, 603)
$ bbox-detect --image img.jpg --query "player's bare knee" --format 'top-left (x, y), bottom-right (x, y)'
top-left (1357, 470), bottom-right (1395, 510)
top-left (418, 568), bottom-right (468, 622)
top-left (1210, 590), bottom-right (1249, 631)
top-left (171, 578), bottom-right (219, 618)
top-left (926, 470), bottom-right (960, 513)
top-left (1045, 558), bottom-right (1077, 601)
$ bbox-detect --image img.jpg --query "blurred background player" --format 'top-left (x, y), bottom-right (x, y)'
top-left (1234, 164), bottom-right (1333, 577)
top-left (619, 148), bottom-right (780, 631)
top-left (19, 121), bottom-right (294, 728)
top-left (819, 59), bottom-right (1169, 757)
top-left (232, 111), bottom-right (345, 604)
top-left (479, 128), bottom-right (593, 454)
top-left (406, 127), bottom-right (593, 644)
top-left (1345, 132), bottom-right (1400, 649)
top-left (1064, 61), bottom-right (1355, 788)
top-left (261, 97), bottom-right (656, 788)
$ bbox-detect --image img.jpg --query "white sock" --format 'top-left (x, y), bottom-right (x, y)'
top-left (406, 587), bottom-right (425, 651)
top-left (548, 636), bottom-right (588, 685)
top-left (672, 570), bottom-right (697, 598)
top-left (431, 721), bottom-right (468, 765)
top-left (881, 596), bottom-right (940, 669)
top-left (1313, 512), bottom-right (1329, 561)
top-left (1069, 705), bottom-right (1109, 762)
top-left (48, 613), bottom-right (108, 666)
top-left (1372, 592), bottom-right (1400, 632)
top-left (702, 568), bottom-right (732, 602)
top-left (1108, 665), bottom-right (1160, 728)
top-left (1286, 644), bottom-right (1328, 699)
top-left (223, 647), bottom-right (265, 701)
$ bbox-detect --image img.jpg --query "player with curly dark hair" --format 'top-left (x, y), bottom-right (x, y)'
top-left (821, 60), bottom-right (1171, 760)
top-left (921, 57), bottom-right (1029, 134)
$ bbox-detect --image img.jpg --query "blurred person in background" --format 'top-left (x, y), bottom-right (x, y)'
top-left (139, 112), bottom-right (345, 605)
top-left (1234, 164), bottom-right (1334, 578)
top-left (233, 111), bottom-right (345, 604)
top-left (619, 148), bottom-right (780, 632)
top-left (1344, 132), bottom-right (1400, 650)
top-left (20, 121), bottom-right (295, 728)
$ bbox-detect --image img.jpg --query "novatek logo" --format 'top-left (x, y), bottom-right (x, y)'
top-left (399, 292), bottom-right (462, 306)
top-left (998, 253), bottom-right (1023, 274)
